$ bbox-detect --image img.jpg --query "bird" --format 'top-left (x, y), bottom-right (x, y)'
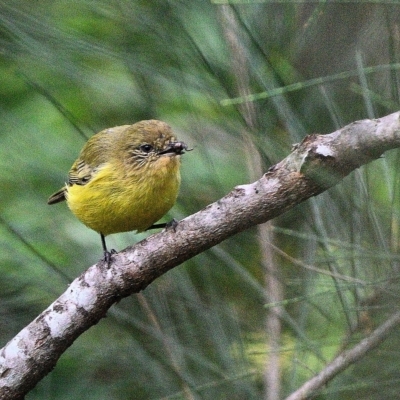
top-left (48, 119), bottom-right (190, 263)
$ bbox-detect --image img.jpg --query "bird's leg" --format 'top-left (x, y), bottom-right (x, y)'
top-left (147, 219), bottom-right (178, 231)
top-left (100, 233), bottom-right (116, 266)
top-left (147, 222), bottom-right (166, 229)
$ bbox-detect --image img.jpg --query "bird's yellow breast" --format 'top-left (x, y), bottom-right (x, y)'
top-left (66, 156), bottom-right (181, 235)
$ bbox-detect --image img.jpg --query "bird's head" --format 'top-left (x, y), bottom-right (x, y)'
top-left (117, 120), bottom-right (191, 171)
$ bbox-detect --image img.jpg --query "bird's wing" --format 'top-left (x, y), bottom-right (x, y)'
top-left (68, 159), bottom-right (96, 186)
top-left (47, 159), bottom-right (98, 205)
top-left (48, 127), bottom-right (123, 205)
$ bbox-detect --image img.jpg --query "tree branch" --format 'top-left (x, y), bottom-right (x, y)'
top-left (1, 111), bottom-right (400, 399)
top-left (285, 310), bottom-right (400, 400)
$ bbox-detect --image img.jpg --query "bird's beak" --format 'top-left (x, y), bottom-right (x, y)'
top-left (158, 141), bottom-right (192, 156)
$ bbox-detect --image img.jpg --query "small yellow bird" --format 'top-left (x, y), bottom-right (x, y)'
top-left (48, 120), bottom-right (190, 262)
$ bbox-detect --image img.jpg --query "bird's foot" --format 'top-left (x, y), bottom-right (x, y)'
top-left (165, 218), bottom-right (178, 232)
top-left (103, 249), bottom-right (117, 267)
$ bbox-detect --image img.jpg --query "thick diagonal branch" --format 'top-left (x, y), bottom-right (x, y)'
top-left (1, 111), bottom-right (400, 399)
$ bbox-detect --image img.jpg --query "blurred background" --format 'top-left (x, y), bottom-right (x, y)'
top-left (1, 1), bottom-right (400, 399)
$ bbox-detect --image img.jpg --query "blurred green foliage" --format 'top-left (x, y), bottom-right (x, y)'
top-left (1, 1), bottom-right (400, 399)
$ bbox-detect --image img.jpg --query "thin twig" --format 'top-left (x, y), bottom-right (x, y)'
top-left (285, 309), bottom-right (400, 400)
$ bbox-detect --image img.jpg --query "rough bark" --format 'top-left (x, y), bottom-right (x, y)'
top-left (1, 111), bottom-right (400, 399)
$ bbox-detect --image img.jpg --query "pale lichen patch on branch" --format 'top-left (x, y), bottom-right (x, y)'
top-left (315, 144), bottom-right (335, 158)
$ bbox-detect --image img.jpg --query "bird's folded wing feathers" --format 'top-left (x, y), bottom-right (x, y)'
top-left (68, 159), bottom-right (96, 186)
top-left (47, 159), bottom-right (97, 204)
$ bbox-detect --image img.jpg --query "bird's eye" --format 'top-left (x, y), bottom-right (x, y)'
top-left (140, 144), bottom-right (153, 153)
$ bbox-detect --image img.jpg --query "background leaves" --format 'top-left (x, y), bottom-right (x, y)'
top-left (1, 1), bottom-right (400, 399)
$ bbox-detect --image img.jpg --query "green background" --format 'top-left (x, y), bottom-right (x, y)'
top-left (1, 1), bottom-right (400, 399)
